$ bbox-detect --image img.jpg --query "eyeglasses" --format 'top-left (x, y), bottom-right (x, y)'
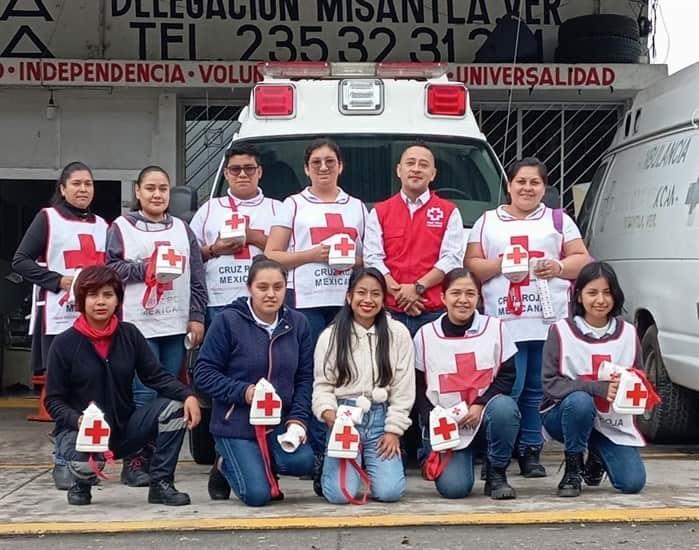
top-left (308, 158), bottom-right (338, 171)
top-left (226, 164), bottom-right (259, 176)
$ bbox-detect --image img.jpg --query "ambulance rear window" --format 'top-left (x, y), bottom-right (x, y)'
top-left (214, 135), bottom-right (504, 228)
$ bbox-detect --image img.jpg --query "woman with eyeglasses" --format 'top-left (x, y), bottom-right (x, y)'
top-left (265, 137), bottom-right (368, 490)
top-left (190, 143), bottom-right (281, 326)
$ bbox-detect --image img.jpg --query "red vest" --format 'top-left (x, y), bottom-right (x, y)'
top-left (374, 193), bottom-right (455, 312)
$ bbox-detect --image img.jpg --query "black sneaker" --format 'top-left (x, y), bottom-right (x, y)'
top-left (518, 446), bottom-right (547, 478)
top-left (148, 479), bottom-right (191, 506)
top-left (67, 482), bottom-right (92, 505)
top-left (557, 452), bottom-right (584, 497)
top-left (312, 454), bottom-right (324, 498)
top-left (208, 462), bottom-right (231, 500)
top-left (484, 464), bottom-right (517, 500)
top-left (52, 463), bottom-right (72, 491)
top-left (582, 450), bottom-right (606, 486)
top-left (121, 454), bottom-right (150, 487)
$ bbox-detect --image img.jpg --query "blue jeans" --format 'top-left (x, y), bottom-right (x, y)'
top-left (322, 402), bottom-right (405, 504)
top-left (214, 425), bottom-right (314, 507)
top-left (389, 309), bottom-right (444, 337)
top-left (541, 391), bottom-right (646, 494)
top-left (133, 334), bottom-right (186, 408)
top-left (422, 395), bottom-right (520, 499)
top-left (512, 340), bottom-right (545, 449)
top-left (205, 305), bottom-right (227, 329)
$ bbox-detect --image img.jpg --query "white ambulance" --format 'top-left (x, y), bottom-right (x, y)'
top-left (188, 61), bottom-right (507, 463)
top-left (578, 61), bottom-right (699, 442)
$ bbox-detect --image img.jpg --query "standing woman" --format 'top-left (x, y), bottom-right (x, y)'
top-left (313, 268), bottom-right (415, 504)
top-left (414, 268), bottom-right (520, 500)
top-left (264, 138), bottom-right (368, 342)
top-left (193, 256), bottom-right (314, 507)
top-left (106, 166), bottom-right (207, 485)
top-left (465, 158), bottom-right (589, 477)
top-left (12, 161), bottom-right (108, 490)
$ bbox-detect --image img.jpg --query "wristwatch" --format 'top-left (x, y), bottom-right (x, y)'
top-left (415, 282), bottom-right (426, 296)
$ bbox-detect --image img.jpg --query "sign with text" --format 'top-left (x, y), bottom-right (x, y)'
top-left (0, 57), bottom-right (635, 89)
top-left (0, 0), bottom-right (640, 62)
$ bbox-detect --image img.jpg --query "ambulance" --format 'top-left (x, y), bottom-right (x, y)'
top-left (187, 61), bottom-right (507, 463)
top-left (578, 62), bottom-right (699, 443)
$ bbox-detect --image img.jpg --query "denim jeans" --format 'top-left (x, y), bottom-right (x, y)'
top-left (421, 395), bottom-right (520, 499)
top-left (541, 391), bottom-right (646, 494)
top-left (133, 334), bottom-right (186, 408)
top-left (322, 401), bottom-right (406, 504)
top-left (512, 340), bottom-right (545, 449)
top-left (389, 309), bottom-right (444, 337)
top-left (55, 398), bottom-right (187, 484)
top-left (205, 305), bottom-right (227, 329)
top-left (215, 425), bottom-right (314, 507)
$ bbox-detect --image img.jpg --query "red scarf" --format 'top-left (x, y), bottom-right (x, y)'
top-left (73, 314), bottom-right (119, 359)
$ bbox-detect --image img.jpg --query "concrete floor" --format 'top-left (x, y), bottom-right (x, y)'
top-left (0, 406), bottom-right (698, 535)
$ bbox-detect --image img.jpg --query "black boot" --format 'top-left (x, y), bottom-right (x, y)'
top-left (121, 453), bottom-right (150, 487)
top-left (558, 452), bottom-right (584, 497)
top-left (518, 446), bottom-right (547, 478)
top-left (148, 479), bottom-right (191, 506)
top-left (208, 459), bottom-right (231, 500)
top-left (582, 450), bottom-right (605, 486)
top-left (67, 482), bottom-right (92, 505)
top-left (484, 463), bottom-right (516, 500)
top-left (312, 453), bottom-right (324, 498)
top-left (52, 463), bottom-right (72, 491)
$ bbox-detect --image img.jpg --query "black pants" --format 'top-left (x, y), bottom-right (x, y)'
top-left (55, 398), bottom-right (187, 484)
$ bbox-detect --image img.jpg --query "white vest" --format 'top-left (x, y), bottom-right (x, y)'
top-left (289, 192), bottom-right (366, 308)
top-left (113, 216), bottom-right (190, 338)
top-left (43, 208), bottom-right (108, 335)
top-left (418, 315), bottom-right (503, 450)
top-left (555, 319), bottom-right (645, 447)
top-left (480, 207), bottom-right (571, 342)
top-left (198, 194), bottom-right (278, 307)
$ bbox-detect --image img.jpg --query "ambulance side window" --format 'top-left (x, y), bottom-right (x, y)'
top-left (577, 160), bottom-right (610, 243)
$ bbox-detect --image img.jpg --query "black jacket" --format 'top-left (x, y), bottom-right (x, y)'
top-left (45, 321), bottom-right (193, 440)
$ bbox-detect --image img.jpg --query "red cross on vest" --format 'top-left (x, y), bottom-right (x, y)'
top-left (84, 420), bottom-right (110, 445)
top-left (63, 234), bottom-right (106, 269)
top-left (256, 392), bottom-right (281, 416)
top-left (626, 383), bottom-right (648, 407)
top-left (509, 235), bottom-right (545, 285)
top-left (580, 354), bottom-right (612, 413)
top-left (433, 416), bottom-right (457, 440)
top-left (309, 213), bottom-right (358, 244)
top-left (334, 425), bottom-right (359, 450)
top-left (334, 237), bottom-right (355, 256)
top-left (438, 352), bottom-right (493, 405)
top-left (161, 248), bottom-right (182, 266)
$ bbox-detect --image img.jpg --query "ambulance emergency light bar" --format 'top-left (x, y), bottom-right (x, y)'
top-left (254, 62), bottom-right (467, 118)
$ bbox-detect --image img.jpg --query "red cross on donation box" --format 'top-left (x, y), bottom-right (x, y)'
top-left (438, 352), bottom-right (493, 405)
top-left (63, 234), bottom-right (106, 269)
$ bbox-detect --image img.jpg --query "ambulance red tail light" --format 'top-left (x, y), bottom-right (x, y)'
top-left (254, 85), bottom-right (295, 118)
top-left (426, 84), bottom-right (467, 117)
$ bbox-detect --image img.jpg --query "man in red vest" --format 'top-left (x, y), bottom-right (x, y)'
top-left (365, 143), bottom-right (466, 336)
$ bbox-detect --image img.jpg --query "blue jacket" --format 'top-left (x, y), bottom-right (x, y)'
top-left (193, 297), bottom-right (313, 440)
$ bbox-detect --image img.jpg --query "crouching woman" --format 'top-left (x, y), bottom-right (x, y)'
top-left (45, 265), bottom-right (201, 506)
top-left (313, 268), bottom-right (415, 504)
top-left (194, 255), bottom-right (315, 507)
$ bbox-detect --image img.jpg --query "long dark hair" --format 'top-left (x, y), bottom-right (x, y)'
top-left (324, 268), bottom-right (393, 388)
top-left (572, 261), bottom-right (625, 318)
top-left (50, 161), bottom-right (93, 206)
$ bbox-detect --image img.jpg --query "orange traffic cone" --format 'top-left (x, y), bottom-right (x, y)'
top-left (27, 374), bottom-right (53, 422)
